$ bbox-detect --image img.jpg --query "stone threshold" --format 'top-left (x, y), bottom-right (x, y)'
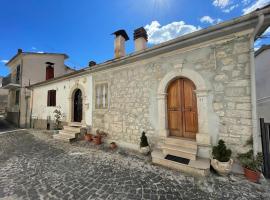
top-left (152, 149), bottom-right (210, 177)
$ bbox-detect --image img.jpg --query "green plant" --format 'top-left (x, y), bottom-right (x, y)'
top-left (212, 140), bottom-right (232, 162)
top-left (140, 131), bottom-right (149, 148)
top-left (238, 150), bottom-right (263, 172)
top-left (53, 107), bottom-right (63, 130)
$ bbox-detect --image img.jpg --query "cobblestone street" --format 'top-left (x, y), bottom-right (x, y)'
top-left (0, 131), bottom-right (269, 200)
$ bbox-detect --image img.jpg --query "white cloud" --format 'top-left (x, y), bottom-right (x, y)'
top-left (0, 60), bottom-right (8, 64)
top-left (145, 20), bottom-right (200, 45)
top-left (37, 51), bottom-right (44, 54)
top-left (264, 27), bottom-right (270, 35)
top-left (243, 0), bottom-right (270, 14)
top-left (223, 4), bottom-right (239, 13)
top-left (200, 16), bottom-right (222, 24)
top-left (213, 0), bottom-right (231, 8)
top-left (212, 0), bottom-right (239, 13)
top-left (31, 47), bottom-right (37, 50)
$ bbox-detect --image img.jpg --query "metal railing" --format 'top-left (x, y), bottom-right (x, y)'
top-left (2, 74), bottom-right (20, 87)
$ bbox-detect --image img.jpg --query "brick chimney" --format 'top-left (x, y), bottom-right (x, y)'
top-left (112, 30), bottom-right (129, 58)
top-left (134, 27), bottom-right (148, 52)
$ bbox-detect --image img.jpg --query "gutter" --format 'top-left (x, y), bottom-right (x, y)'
top-left (250, 13), bottom-right (265, 154)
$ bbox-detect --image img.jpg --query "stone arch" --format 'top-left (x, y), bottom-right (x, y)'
top-left (157, 68), bottom-right (211, 147)
top-left (68, 83), bottom-right (87, 124)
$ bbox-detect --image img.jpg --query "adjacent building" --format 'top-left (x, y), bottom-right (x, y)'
top-left (255, 45), bottom-right (270, 122)
top-left (2, 49), bottom-right (74, 127)
top-left (0, 77), bottom-right (8, 115)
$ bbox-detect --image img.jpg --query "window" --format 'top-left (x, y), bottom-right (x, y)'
top-left (46, 62), bottom-right (54, 80)
top-left (15, 90), bottom-right (20, 105)
top-left (47, 90), bottom-right (56, 107)
top-left (16, 65), bottom-right (20, 83)
top-left (95, 83), bottom-right (108, 109)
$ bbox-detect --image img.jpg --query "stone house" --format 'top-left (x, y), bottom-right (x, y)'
top-left (255, 45), bottom-right (270, 122)
top-left (28, 6), bottom-right (270, 175)
top-left (1, 50), bottom-right (74, 127)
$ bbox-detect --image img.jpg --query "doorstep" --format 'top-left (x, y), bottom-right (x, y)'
top-left (152, 149), bottom-right (210, 176)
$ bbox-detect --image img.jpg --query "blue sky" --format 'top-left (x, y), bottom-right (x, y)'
top-left (0, 0), bottom-right (270, 76)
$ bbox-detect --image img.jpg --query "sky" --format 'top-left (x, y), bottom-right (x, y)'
top-left (0, 0), bottom-right (270, 76)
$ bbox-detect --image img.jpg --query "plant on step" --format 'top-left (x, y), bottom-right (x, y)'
top-left (53, 106), bottom-right (63, 130)
top-left (212, 140), bottom-right (232, 162)
top-left (211, 140), bottom-right (233, 176)
top-left (140, 131), bottom-right (150, 155)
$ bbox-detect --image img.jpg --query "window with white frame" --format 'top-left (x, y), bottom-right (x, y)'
top-left (95, 83), bottom-right (108, 109)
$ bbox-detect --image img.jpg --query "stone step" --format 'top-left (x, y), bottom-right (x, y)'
top-left (162, 144), bottom-right (197, 160)
top-left (59, 130), bottom-right (78, 137)
top-left (53, 133), bottom-right (75, 142)
top-left (152, 150), bottom-right (210, 176)
top-left (68, 122), bottom-right (83, 127)
top-left (165, 137), bottom-right (197, 150)
top-left (63, 126), bottom-right (81, 133)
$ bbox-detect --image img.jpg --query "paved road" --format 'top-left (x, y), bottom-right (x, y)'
top-left (0, 116), bottom-right (16, 132)
top-left (0, 131), bottom-right (269, 200)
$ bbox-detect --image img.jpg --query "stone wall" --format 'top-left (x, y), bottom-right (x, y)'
top-left (92, 32), bottom-right (253, 155)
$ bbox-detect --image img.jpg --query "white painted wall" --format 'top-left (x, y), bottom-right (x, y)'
top-left (31, 74), bottom-right (93, 126)
top-left (255, 48), bottom-right (270, 121)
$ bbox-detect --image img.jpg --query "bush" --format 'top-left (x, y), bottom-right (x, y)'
top-left (212, 140), bottom-right (232, 162)
top-left (238, 150), bottom-right (263, 172)
top-left (140, 131), bottom-right (149, 148)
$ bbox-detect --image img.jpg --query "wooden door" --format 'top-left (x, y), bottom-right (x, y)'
top-left (167, 78), bottom-right (198, 139)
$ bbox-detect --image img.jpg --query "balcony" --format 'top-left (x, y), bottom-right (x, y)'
top-left (2, 74), bottom-right (20, 89)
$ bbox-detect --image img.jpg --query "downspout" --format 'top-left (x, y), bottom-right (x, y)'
top-left (250, 13), bottom-right (264, 154)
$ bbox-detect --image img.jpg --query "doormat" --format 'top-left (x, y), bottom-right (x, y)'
top-left (165, 154), bottom-right (190, 165)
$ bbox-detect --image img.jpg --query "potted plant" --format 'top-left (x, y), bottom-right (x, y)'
top-left (140, 131), bottom-right (150, 155)
top-left (238, 150), bottom-right (263, 183)
top-left (211, 140), bottom-right (233, 175)
top-left (53, 107), bottom-right (63, 134)
top-left (93, 130), bottom-right (106, 145)
top-left (110, 142), bottom-right (117, 149)
top-left (84, 133), bottom-right (93, 142)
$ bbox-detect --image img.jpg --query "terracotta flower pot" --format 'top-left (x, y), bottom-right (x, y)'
top-left (244, 167), bottom-right (261, 183)
top-left (93, 135), bottom-right (102, 145)
top-left (110, 142), bottom-right (117, 149)
top-left (84, 134), bottom-right (92, 142)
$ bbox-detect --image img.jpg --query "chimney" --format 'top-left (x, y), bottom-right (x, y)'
top-left (112, 30), bottom-right (129, 58)
top-left (134, 27), bottom-right (148, 52)
top-left (18, 49), bottom-right (23, 54)
top-left (88, 61), bottom-right (96, 67)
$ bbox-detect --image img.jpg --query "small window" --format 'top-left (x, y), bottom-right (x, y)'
top-left (95, 83), bottom-right (108, 109)
top-left (47, 90), bottom-right (56, 107)
top-left (16, 65), bottom-right (20, 83)
top-left (15, 90), bottom-right (20, 105)
top-left (46, 65), bottom-right (54, 80)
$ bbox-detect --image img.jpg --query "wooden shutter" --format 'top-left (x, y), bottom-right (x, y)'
top-left (46, 66), bottom-right (54, 80)
top-left (47, 90), bottom-right (56, 106)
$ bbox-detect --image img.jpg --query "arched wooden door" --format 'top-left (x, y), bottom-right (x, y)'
top-left (167, 78), bottom-right (198, 139)
top-left (73, 89), bottom-right (82, 122)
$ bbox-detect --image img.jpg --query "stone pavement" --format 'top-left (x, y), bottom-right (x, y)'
top-left (0, 130), bottom-right (269, 200)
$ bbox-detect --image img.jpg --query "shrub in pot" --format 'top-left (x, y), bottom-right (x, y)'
top-left (110, 142), bottom-right (117, 149)
top-left (140, 131), bottom-right (150, 155)
top-left (238, 150), bottom-right (263, 183)
top-left (211, 140), bottom-right (233, 175)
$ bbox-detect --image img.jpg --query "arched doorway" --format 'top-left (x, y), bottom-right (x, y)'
top-left (73, 89), bottom-right (82, 122)
top-left (167, 78), bottom-right (198, 139)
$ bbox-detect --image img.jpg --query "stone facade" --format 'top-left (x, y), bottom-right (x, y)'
top-left (92, 32), bottom-right (253, 155)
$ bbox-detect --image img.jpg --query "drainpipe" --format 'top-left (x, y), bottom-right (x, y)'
top-left (250, 13), bottom-right (264, 154)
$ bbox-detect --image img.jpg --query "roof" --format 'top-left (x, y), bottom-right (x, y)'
top-left (6, 51), bottom-right (69, 66)
top-left (29, 5), bottom-right (270, 89)
top-left (255, 45), bottom-right (270, 56)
